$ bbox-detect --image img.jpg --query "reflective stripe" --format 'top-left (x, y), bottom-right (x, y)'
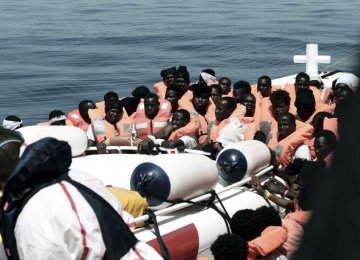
top-left (161, 103), bottom-right (168, 109)
top-left (71, 114), bottom-right (80, 119)
top-left (153, 121), bottom-right (168, 128)
top-left (136, 123), bottom-right (148, 129)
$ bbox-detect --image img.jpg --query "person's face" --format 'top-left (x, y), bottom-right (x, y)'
top-left (337, 89), bottom-right (351, 101)
top-left (192, 94), bottom-right (209, 113)
top-left (233, 88), bottom-right (248, 103)
top-left (334, 83), bottom-right (348, 98)
top-left (219, 79), bottom-right (231, 94)
top-left (144, 97), bottom-right (160, 119)
top-left (175, 77), bottom-right (188, 92)
top-left (165, 90), bottom-right (179, 112)
top-left (211, 87), bottom-right (221, 105)
top-left (295, 77), bottom-right (310, 93)
top-left (242, 95), bottom-right (256, 117)
top-left (215, 100), bottom-right (232, 122)
top-left (257, 78), bottom-right (272, 97)
top-left (297, 107), bottom-right (315, 122)
top-left (314, 136), bottom-right (332, 160)
top-left (310, 114), bottom-right (324, 133)
top-left (272, 101), bottom-right (290, 120)
top-left (171, 112), bottom-right (188, 131)
top-left (105, 109), bottom-right (122, 124)
top-left (164, 74), bottom-right (175, 86)
top-left (278, 115), bottom-right (296, 139)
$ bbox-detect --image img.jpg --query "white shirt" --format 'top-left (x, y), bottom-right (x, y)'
top-left (216, 118), bottom-right (244, 147)
top-left (293, 144), bottom-right (311, 161)
top-left (15, 169), bottom-right (162, 260)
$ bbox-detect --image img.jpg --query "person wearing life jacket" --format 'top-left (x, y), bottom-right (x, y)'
top-left (174, 65), bottom-right (191, 98)
top-left (238, 93), bottom-right (258, 141)
top-left (207, 97), bottom-right (245, 148)
top-left (314, 130), bottom-right (337, 168)
top-left (49, 110), bottom-right (68, 125)
top-left (232, 80), bottom-right (251, 104)
top-left (164, 84), bottom-right (180, 113)
top-left (67, 100), bottom-right (96, 131)
top-left (133, 93), bottom-right (172, 140)
top-left (210, 233), bottom-right (248, 260)
top-left (2, 115), bottom-right (23, 130)
top-left (154, 66), bottom-right (176, 99)
top-left (119, 96), bottom-right (141, 119)
top-left (256, 75), bottom-right (272, 98)
top-left (89, 91), bottom-right (120, 121)
top-left (87, 99), bottom-right (133, 147)
top-left (198, 68), bottom-right (218, 86)
top-left (0, 131), bottom-right (162, 260)
top-left (138, 109), bottom-right (198, 153)
top-left (210, 84), bottom-right (222, 105)
top-left (132, 85), bottom-right (150, 99)
top-left (218, 77), bottom-right (232, 96)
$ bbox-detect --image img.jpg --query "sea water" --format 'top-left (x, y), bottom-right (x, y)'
top-left (0, 0), bottom-right (359, 124)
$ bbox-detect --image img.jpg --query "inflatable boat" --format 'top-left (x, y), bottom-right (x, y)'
top-left (16, 44), bottom-right (359, 259)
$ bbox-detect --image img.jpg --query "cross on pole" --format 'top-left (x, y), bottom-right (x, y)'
top-left (293, 44), bottom-right (331, 78)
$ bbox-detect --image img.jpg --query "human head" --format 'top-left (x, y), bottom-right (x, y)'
top-left (215, 97), bottom-right (237, 122)
top-left (241, 93), bottom-right (256, 117)
top-left (336, 86), bottom-right (355, 102)
top-left (295, 88), bottom-right (316, 122)
top-left (283, 158), bottom-right (307, 192)
top-left (230, 209), bottom-right (264, 241)
top-left (165, 84), bottom-right (180, 113)
top-left (310, 112), bottom-right (333, 133)
top-left (210, 84), bottom-right (222, 105)
top-left (132, 86), bottom-right (150, 99)
top-left (314, 130), bottom-right (337, 161)
top-left (295, 72), bottom-right (310, 93)
top-left (160, 66), bottom-right (176, 87)
top-left (210, 234), bottom-right (248, 260)
top-left (233, 80), bottom-right (251, 103)
top-left (277, 112), bottom-right (296, 140)
top-left (78, 100), bottom-right (96, 124)
top-left (332, 78), bottom-right (353, 99)
top-left (218, 77), bottom-right (232, 95)
top-left (2, 115), bottom-right (23, 130)
top-left (175, 66), bottom-right (190, 93)
top-left (144, 93), bottom-right (160, 120)
top-left (48, 110), bottom-right (66, 125)
top-left (171, 109), bottom-right (190, 131)
top-left (270, 90), bottom-right (291, 120)
top-left (105, 98), bottom-right (123, 124)
top-left (255, 206), bottom-right (282, 231)
top-left (119, 97), bottom-right (140, 117)
top-left (198, 69), bottom-right (216, 86)
top-left (309, 75), bottom-right (324, 89)
top-left (257, 76), bottom-right (272, 97)
top-left (103, 91), bottom-right (119, 102)
top-left (192, 85), bottom-right (211, 115)
top-left (0, 127), bottom-right (24, 190)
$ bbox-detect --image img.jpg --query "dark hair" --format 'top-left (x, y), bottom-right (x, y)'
top-left (295, 88), bottom-right (316, 108)
top-left (241, 93), bottom-right (256, 104)
top-left (333, 99), bottom-right (348, 118)
top-left (257, 75), bottom-right (272, 85)
top-left (284, 158), bottom-right (307, 176)
top-left (295, 72), bottom-right (310, 82)
top-left (210, 84), bottom-right (222, 92)
top-left (233, 80), bottom-right (251, 92)
top-left (254, 131), bottom-right (266, 143)
top-left (78, 100), bottom-right (94, 110)
top-left (144, 93), bottom-right (159, 102)
top-left (270, 90), bottom-right (291, 107)
top-left (48, 110), bottom-right (65, 120)
top-left (173, 109), bottom-right (190, 123)
top-left (256, 206), bottom-right (282, 230)
top-left (220, 97), bottom-right (237, 111)
top-left (103, 91), bottom-right (119, 102)
top-left (119, 97), bottom-right (140, 116)
top-left (210, 234), bottom-right (248, 260)
top-left (165, 84), bottom-right (180, 97)
top-left (4, 115), bottom-right (21, 122)
top-left (278, 112), bottom-right (296, 124)
top-left (132, 86), bottom-right (150, 98)
top-left (192, 85), bottom-right (211, 98)
top-left (230, 209), bottom-right (264, 241)
top-left (202, 68), bottom-right (215, 77)
top-left (105, 98), bottom-right (123, 113)
top-left (219, 77), bottom-right (232, 86)
top-left (311, 112), bottom-right (333, 131)
top-left (314, 130), bottom-right (337, 150)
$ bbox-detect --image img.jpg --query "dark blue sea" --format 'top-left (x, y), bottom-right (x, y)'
top-left (1, 0), bottom-right (359, 125)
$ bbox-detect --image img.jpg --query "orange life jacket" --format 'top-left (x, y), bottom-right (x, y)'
top-left (37, 119), bottom-right (73, 126)
top-left (247, 226), bottom-right (288, 260)
top-left (91, 116), bottom-right (132, 144)
top-left (207, 105), bottom-right (245, 143)
top-left (154, 81), bottom-right (167, 99)
top-left (281, 219), bottom-right (304, 259)
top-left (267, 120), bottom-right (305, 150)
top-left (67, 109), bottom-right (89, 131)
top-left (168, 115), bottom-right (199, 141)
top-left (133, 99), bottom-right (172, 140)
top-left (240, 117), bottom-right (257, 141)
top-left (178, 98), bottom-right (216, 123)
top-left (274, 123), bottom-right (314, 168)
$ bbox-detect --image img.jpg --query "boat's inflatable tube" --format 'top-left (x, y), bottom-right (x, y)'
top-left (216, 140), bottom-right (271, 186)
top-left (17, 126), bottom-right (87, 157)
top-left (130, 154), bottom-right (218, 210)
top-left (70, 154), bottom-right (151, 189)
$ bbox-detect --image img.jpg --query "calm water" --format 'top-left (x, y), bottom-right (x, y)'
top-left (1, 0), bottom-right (359, 125)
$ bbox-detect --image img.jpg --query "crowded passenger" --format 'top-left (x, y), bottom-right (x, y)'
top-left (154, 66), bottom-right (176, 98)
top-left (210, 84), bottom-right (222, 105)
top-left (232, 80), bottom-right (251, 104)
top-left (67, 99), bottom-right (96, 131)
top-left (218, 77), bottom-right (232, 96)
top-left (2, 115), bottom-right (23, 130)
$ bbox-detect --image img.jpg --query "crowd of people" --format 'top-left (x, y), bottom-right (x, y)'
top-left (1, 65), bottom-right (356, 259)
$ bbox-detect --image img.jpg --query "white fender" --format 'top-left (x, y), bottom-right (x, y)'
top-left (130, 154), bottom-right (218, 210)
top-left (17, 126), bottom-right (87, 157)
top-left (70, 154), bottom-right (151, 189)
top-left (216, 140), bottom-right (271, 186)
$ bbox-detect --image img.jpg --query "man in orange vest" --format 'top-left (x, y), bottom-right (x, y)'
top-left (257, 76), bottom-right (272, 98)
top-left (67, 100), bottom-right (96, 131)
top-left (233, 80), bottom-right (251, 104)
top-left (218, 77), bottom-right (232, 95)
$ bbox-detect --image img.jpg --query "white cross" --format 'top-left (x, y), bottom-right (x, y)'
top-left (293, 44), bottom-right (331, 78)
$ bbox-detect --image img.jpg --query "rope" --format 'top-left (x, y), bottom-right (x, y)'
top-left (322, 48), bottom-right (360, 71)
